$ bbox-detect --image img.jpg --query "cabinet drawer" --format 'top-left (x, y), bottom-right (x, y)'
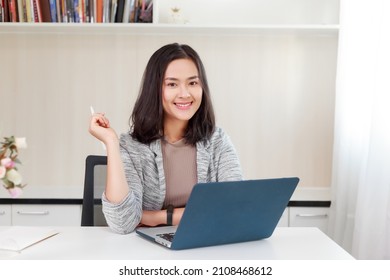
top-left (12, 204), bottom-right (81, 226)
top-left (289, 207), bottom-right (329, 234)
top-left (0, 205), bottom-right (12, 226)
top-left (277, 208), bottom-right (289, 227)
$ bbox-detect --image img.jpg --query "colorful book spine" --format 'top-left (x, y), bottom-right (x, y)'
top-left (73, 0), bottom-right (79, 22)
top-left (0, 1), bottom-right (3, 22)
top-left (65, 0), bottom-right (74, 22)
top-left (17, 0), bottom-right (24, 22)
top-left (25, 0), bottom-right (32, 22)
top-left (32, 0), bottom-right (41, 22)
top-left (8, 0), bottom-right (18, 22)
top-left (49, 0), bottom-right (57, 21)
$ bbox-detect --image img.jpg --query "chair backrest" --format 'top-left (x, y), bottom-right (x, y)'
top-left (81, 155), bottom-right (108, 226)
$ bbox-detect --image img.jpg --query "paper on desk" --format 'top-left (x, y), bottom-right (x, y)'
top-left (0, 226), bottom-right (59, 252)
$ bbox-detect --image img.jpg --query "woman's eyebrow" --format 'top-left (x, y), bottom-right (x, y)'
top-left (164, 75), bottom-right (199, 81)
top-left (164, 77), bottom-right (179, 81)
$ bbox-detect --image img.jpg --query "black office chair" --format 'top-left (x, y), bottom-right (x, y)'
top-left (81, 155), bottom-right (108, 226)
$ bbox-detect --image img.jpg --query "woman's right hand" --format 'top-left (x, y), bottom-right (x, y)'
top-left (89, 112), bottom-right (129, 205)
top-left (88, 112), bottom-right (118, 146)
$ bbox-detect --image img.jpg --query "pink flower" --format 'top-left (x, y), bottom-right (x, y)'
top-left (1, 135), bottom-right (28, 197)
top-left (1, 157), bottom-right (15, 169)
top-left (6, 169), bottom-right (22, 185)
top-left (8, 187), bottom-right (23, 198)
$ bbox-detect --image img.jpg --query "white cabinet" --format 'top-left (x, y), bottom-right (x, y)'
top-left (277, 207), bottom-right (330, 233)
top-left (277, 208), bottom-right (289, 227)
top-left (0, 205), bottom-right (12, 226)
top-left (289, 207), bottom-right (329, 234)
top-left (0, 204), bottom-right (81, 226)
top-left (11, 205), bottom-right (81, 226)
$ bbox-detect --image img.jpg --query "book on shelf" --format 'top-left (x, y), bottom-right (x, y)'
top-left (102, 0), bottom-right (108, 22)
top-left (49, 0), bottom-right (56, 22)
top-left (60, 0), bottom-right (67, 22)
top-left (0, 0), bottom-right (153, 23)
top-left (25, 0), bottom-right (32, 21)
top-left (40, 0), bottom-right (52, 22)
top-left (7, 0), bottom-right (18, 22)
top-left (121, 0), bottom-right (130, 23)
top-left (87, 0), bottom-right (91, 22)
top-left (1, 0), bottom-right (10, 22)
top-left (65, 0), bottom-right (74, 22)
top-left (95, 0), bottom-right (101, 22)
top-left (32, 0), bottom-right (41, 22)
top-left (110, 0), bottom-right (116, 23)
top-left (55, 0), bottom-right (62, 22)
top-left (114, 0), bottom-right (123, 23)
top-left (16, 0), bottom-right (23, 22)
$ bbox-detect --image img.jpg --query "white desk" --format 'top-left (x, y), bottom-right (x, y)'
top-left (0, 227), bottom-right (353, 260)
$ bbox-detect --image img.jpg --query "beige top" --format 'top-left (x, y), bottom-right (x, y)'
top-left (161, 138), bottom-right (197, 208)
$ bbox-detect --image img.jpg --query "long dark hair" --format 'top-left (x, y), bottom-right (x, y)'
top-left (130, 43), bottom-right (215, 145)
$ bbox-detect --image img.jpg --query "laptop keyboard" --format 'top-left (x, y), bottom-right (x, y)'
top-left (157, 232), bottom-right (175, 242)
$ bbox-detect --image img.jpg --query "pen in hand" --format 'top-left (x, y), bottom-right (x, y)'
top-left (90, 105), bottom-right (95, 115)
top-left (90, 105), bottom-right (106, 150)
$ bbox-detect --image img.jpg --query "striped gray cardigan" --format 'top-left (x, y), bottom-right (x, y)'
top-left (102, 127), bottom-right (243, 234)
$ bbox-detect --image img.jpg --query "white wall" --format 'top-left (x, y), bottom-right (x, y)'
top-left (155, 0), bottom-right (339, 25)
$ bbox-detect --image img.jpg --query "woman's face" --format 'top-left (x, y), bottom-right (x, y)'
top-left (162, 58), bottom-right (203, 126)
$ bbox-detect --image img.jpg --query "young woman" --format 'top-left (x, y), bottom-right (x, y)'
top-left (89, 43), bottom-right (243, 234)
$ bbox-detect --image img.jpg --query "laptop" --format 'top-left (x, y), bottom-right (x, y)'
top-left (136, 177), bottom-right (299, 250)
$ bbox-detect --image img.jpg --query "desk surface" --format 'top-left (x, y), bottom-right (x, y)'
top-left (0, 227), bottom-right (353, 260)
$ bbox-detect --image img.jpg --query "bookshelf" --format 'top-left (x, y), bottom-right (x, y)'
top-left (0, 0), bottom-right (339, 38)
top-left (0, 0), bottom-right (340, 196)
top-left (1, 0), bottom-right (339, 29)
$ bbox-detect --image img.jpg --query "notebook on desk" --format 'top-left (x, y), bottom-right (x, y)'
top-left (136, 177), bottom-right (299, 250)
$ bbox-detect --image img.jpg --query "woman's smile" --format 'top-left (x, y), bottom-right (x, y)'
top-left (174, 101), bottom-right (193, 109)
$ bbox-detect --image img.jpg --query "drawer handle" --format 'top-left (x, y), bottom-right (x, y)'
top-left (16, 211), bottom-right (50, 216)
top-left (296, 214), bottom-right (328, 218)
top-left (0, 211), bottom-right (5, 215)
